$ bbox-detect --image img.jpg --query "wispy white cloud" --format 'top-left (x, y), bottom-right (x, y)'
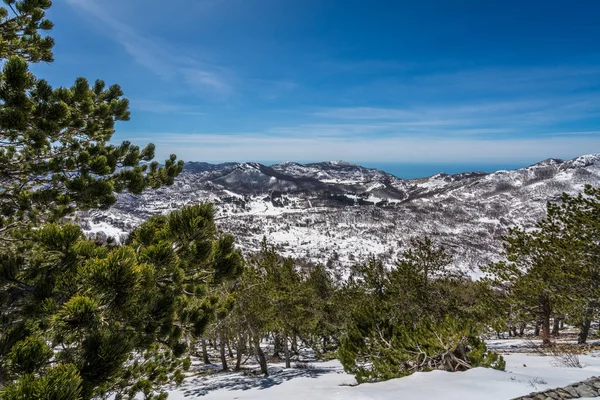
top-left (314, 107), bottom-right (415, 120)
top-left (118, 61), bottom-right (600, 162)
top-left (125, 86), bottom-right (600, 162)
top-left (130, 99), bottom-right (206, 115)
top-left (65, 0), bottom-right (233, 96)
top-left (180, 69), bottom-right (233, 97)
top-left (311, 93), bottom-right (600, 137)
top-left (66, 0), bottom-right (599, 163)
top-left (253, 80), bottom-right (298, 100)
top-left (547, 130), bottom-right (600, 136)
top-left (267, 123), bottom-right (391, 137)
top-left (332, 64), bottom-right (600, 113)
top-left (417, 66), bottom-right (600, 93)
top-left (143, 132), bottom-right (600, 164)
top-left (318, 96), bottom-right (600, 120)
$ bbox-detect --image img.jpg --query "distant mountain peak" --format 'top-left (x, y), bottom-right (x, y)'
top-left (326, 160), bottom-right (354, 166)
top-left (80, 152), bottom-right (600, 277)
top-left (275, 161), bottom-right (300, 167)
top-left (570, 154), bottom-right (600, 168)
top-left (238, 162), bottom-right (262, 170)
top-left (530, 158), bottom-right (564, 167)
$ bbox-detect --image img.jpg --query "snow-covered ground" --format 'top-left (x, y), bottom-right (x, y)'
top-left (165, 340), bottom-right (600, 400)
top-left (79, 153), bottom-right (600, 278)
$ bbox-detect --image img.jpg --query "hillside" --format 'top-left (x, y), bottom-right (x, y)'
top-left (78, 154), bottom-right (600, 278)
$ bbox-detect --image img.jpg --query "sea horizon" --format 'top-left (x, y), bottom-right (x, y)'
top-left (184, 159), bottom-right (545, 180)
top-left (355, 161), bottom-right (532, 179)
top-left (238, 160), bottom-right (537, 180)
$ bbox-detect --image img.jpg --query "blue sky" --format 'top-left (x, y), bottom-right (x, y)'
top-left (36, 0), bottom-right (600, 164)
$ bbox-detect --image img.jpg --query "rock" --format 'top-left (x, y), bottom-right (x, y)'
top-left (574, 383), bottom-right (597, 397)
top-left (589, 380), bottom-right (600, 390)
top-left (555, 388), bottom-right (575, 399)
top-left (563, 385), bottom-right (580, 398)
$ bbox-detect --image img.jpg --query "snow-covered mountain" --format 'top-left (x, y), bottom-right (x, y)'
top-left (78, 154), bottom-right (600, 279)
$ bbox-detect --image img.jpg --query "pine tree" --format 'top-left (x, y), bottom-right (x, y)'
top-left (0, 204), bottom-right (243, 399)
top-left (229, 260), bottom-right (273, 375)
top-left (0, 0), bottom-right (183, 240)
top-left (481, 186), bottom-right (600, 344)
top-left (338, 238), bottom-right (503, 383)
top-left (546, 186), bottom-right (600, 343)
top-left (0, 1), bottom-right (203, 396)
top-left (304, 263), bottom-right (343, 357)
top-left (222, 239), bottom-right (325, 374)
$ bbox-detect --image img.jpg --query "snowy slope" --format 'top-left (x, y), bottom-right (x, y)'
top-left (165, 349), bottom-right (600, 400)
top-left (78, 154), bottom-right (600, 277)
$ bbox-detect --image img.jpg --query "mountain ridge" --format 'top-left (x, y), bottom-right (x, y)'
top-left (79, 153), bottom-right (600, 279)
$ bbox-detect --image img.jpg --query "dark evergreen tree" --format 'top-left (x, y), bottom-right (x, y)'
top-left (547, 186), bottom-right (600, 343)
top-left (338, 239), bottom-right (504, 383)
top-left (484, 185), bottom-right (600, 344)
top-left (229, 259), bottom-right (273, 375)
top-left (305, 263), bottom-right (344, 357)
top-left (483, 226), bottom-right (570, 345)
top-left (0, 1), bottom-right (212, 397)
top-left (0, 204), bottom-right (242, 399)
top-left (0, 0), bottom-right (183, 240)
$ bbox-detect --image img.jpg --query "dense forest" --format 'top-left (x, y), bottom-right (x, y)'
top-left (1, 2), bottom-right (599, 399)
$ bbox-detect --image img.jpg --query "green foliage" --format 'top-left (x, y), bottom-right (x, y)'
top-left (0, 1), bottom-right (202, 396)
top-left (0, 2), bottom-right (183, 240)
top-left (0, 204), bottom-right (243, 399)
top-left (482, 185), bottom-right (600, 344)
top-left (342, 316), bottom-right (505, 383)
top-left (6, 335), bottom-right (53, 375)
top-left (338, 238), bottom-right (502, 382)
top-left (304, 263), bottom-right (345, 357)
top-left (215, 238), bottom-right (328, 371)
top-left (0, 0), bottom-right (55, 63)
top-left (548, 186), bottom-right (600, 329)
top-left (467, 336), bottom-right (506, 371)
top-left (214, 237), bottom-right (503, 382)
top-left (1, 363), bottom-right (83, 400)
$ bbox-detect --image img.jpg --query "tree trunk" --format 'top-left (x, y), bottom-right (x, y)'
top-left (235, 333), bottom-right (246, 371)
top-left (227, 340), bottom-right (234, 359)
top-left (201, 339), bottom-right (210, 364)
top-left (291, 333), bottom-right (298, 355)
top-left (519, 322), bottom-right (525, 336)
top-left (253, 335), bottom-right (268, 376)
top-left (273, 332), bottom-right (281, 358)
top-left (579, 308), bottom-right (594, 344)
top-left (552, 318), bottom-right (560, 336)
top-left (284, 333), bottom-right (291, 368)
top-left (534, 321), bottom-right (540, 336)
top-left (219, 337), bottom-right (228, 371)
top-left (541, 297), bottom-right (552, 346)
top-left (542, 316), bottom-right (551, 345)
top-left (579, 317), bottom-right (592, 344)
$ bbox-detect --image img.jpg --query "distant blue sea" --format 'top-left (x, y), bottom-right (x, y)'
top-left (358, 162), bottom-right (530, 179)
top-left (259, 160), bottom-right (533, 180)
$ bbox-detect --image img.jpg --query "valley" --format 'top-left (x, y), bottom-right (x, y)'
top-left (79, 154), bottom-right (600, 277)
